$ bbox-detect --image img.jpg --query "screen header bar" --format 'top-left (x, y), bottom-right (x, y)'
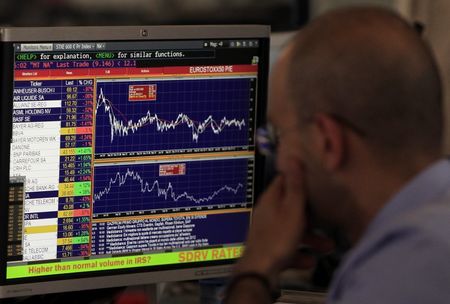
top-left (1, 25), bottom-right (270, 42)
top-left (17, 41), bottom-right (205, 52)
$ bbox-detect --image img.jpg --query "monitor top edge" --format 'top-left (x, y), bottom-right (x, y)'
top-left (1, 25), bottom-right (270, 42)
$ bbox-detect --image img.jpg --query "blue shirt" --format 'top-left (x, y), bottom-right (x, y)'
top-left (327, 159), bottom-right (450, 304)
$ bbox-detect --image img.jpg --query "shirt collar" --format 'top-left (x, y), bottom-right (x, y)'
top-left (364, 159), bottom-right (450, 239)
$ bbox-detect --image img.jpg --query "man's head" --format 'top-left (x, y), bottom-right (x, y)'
top-left (268, 7), bottom-right (443, 242)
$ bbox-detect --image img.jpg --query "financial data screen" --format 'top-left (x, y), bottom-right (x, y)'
top-left (7, 39), bottom-right (264, 279)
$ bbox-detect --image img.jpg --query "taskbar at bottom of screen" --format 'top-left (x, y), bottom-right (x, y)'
top-left (5, 243), bottom-right (244, 280)
top-left (92, 203), bottom-right (253, 220)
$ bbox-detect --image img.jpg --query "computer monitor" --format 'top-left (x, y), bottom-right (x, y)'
top-left (0, 25), bottom-right (269, 298)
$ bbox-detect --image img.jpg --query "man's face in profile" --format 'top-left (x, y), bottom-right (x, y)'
top-left (267, 50), bottom-right (351, 236)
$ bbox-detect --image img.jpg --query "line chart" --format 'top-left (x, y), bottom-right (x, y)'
top-left (94, 78), bottom-right (255, 156)
top-left (93, 158), bottom-right (251, 214)
top-left (96, 88), bottom-right (247, 143)
top-left (93, 168), bottom-right (243, 204)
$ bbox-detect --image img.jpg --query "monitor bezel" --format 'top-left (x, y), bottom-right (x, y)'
top-left (0, 25), bottom-right (270, 42)
top-left (0, 25), bottom-right (270, 298)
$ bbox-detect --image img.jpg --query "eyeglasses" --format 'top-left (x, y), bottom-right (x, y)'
top-left (256, 123), bottom-right (278, 157)
top-left (256, 113), bottom-right (366, 157)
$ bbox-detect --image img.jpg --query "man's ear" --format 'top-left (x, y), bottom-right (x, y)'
top-left (310, 113), bottom-right (346, 170)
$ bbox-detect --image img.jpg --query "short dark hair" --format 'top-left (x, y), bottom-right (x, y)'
top-left (287, 7), bottom-right (443, 157)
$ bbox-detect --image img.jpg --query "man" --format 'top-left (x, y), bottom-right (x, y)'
top-left (225, 6), bottom-right (450, 304)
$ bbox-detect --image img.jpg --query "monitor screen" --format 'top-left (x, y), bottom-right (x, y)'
top-left (0, 25), bottom-right (269, 298)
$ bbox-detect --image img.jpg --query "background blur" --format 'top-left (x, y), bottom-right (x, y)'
top-left (2, 0), bottom-right (450, 151)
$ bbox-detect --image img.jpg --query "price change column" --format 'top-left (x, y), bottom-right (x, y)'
top-left (57, 79), bottom-right (94, 258)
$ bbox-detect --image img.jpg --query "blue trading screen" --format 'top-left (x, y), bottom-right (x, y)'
top-left (7, 39), bottom-right (263, 278)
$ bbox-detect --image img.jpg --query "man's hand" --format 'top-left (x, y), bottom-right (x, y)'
top-left (235, 162), bottom-right (306, 284)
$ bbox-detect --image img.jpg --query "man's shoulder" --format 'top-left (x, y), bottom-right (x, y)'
top-left (364, 160), bottom-right (450, 255)
top-left (358, 194), bottom-right (450, 265)
top-left (328, 195), bottom-right (450, 303)
top-left (381, 194), bottom-right (450, 249)
top-left (403, 196), bottom-right (450, 238)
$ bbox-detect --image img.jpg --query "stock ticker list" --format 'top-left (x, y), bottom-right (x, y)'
top-left (11, 79), bottom-right (94, 260)
top-left (10, 42), bottom-right (259, 262)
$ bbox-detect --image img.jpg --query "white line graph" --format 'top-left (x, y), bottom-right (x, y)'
top-left (93, 168), bottom-right (244, 204)
top-left (95, 88), bottom-right (247, 143)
